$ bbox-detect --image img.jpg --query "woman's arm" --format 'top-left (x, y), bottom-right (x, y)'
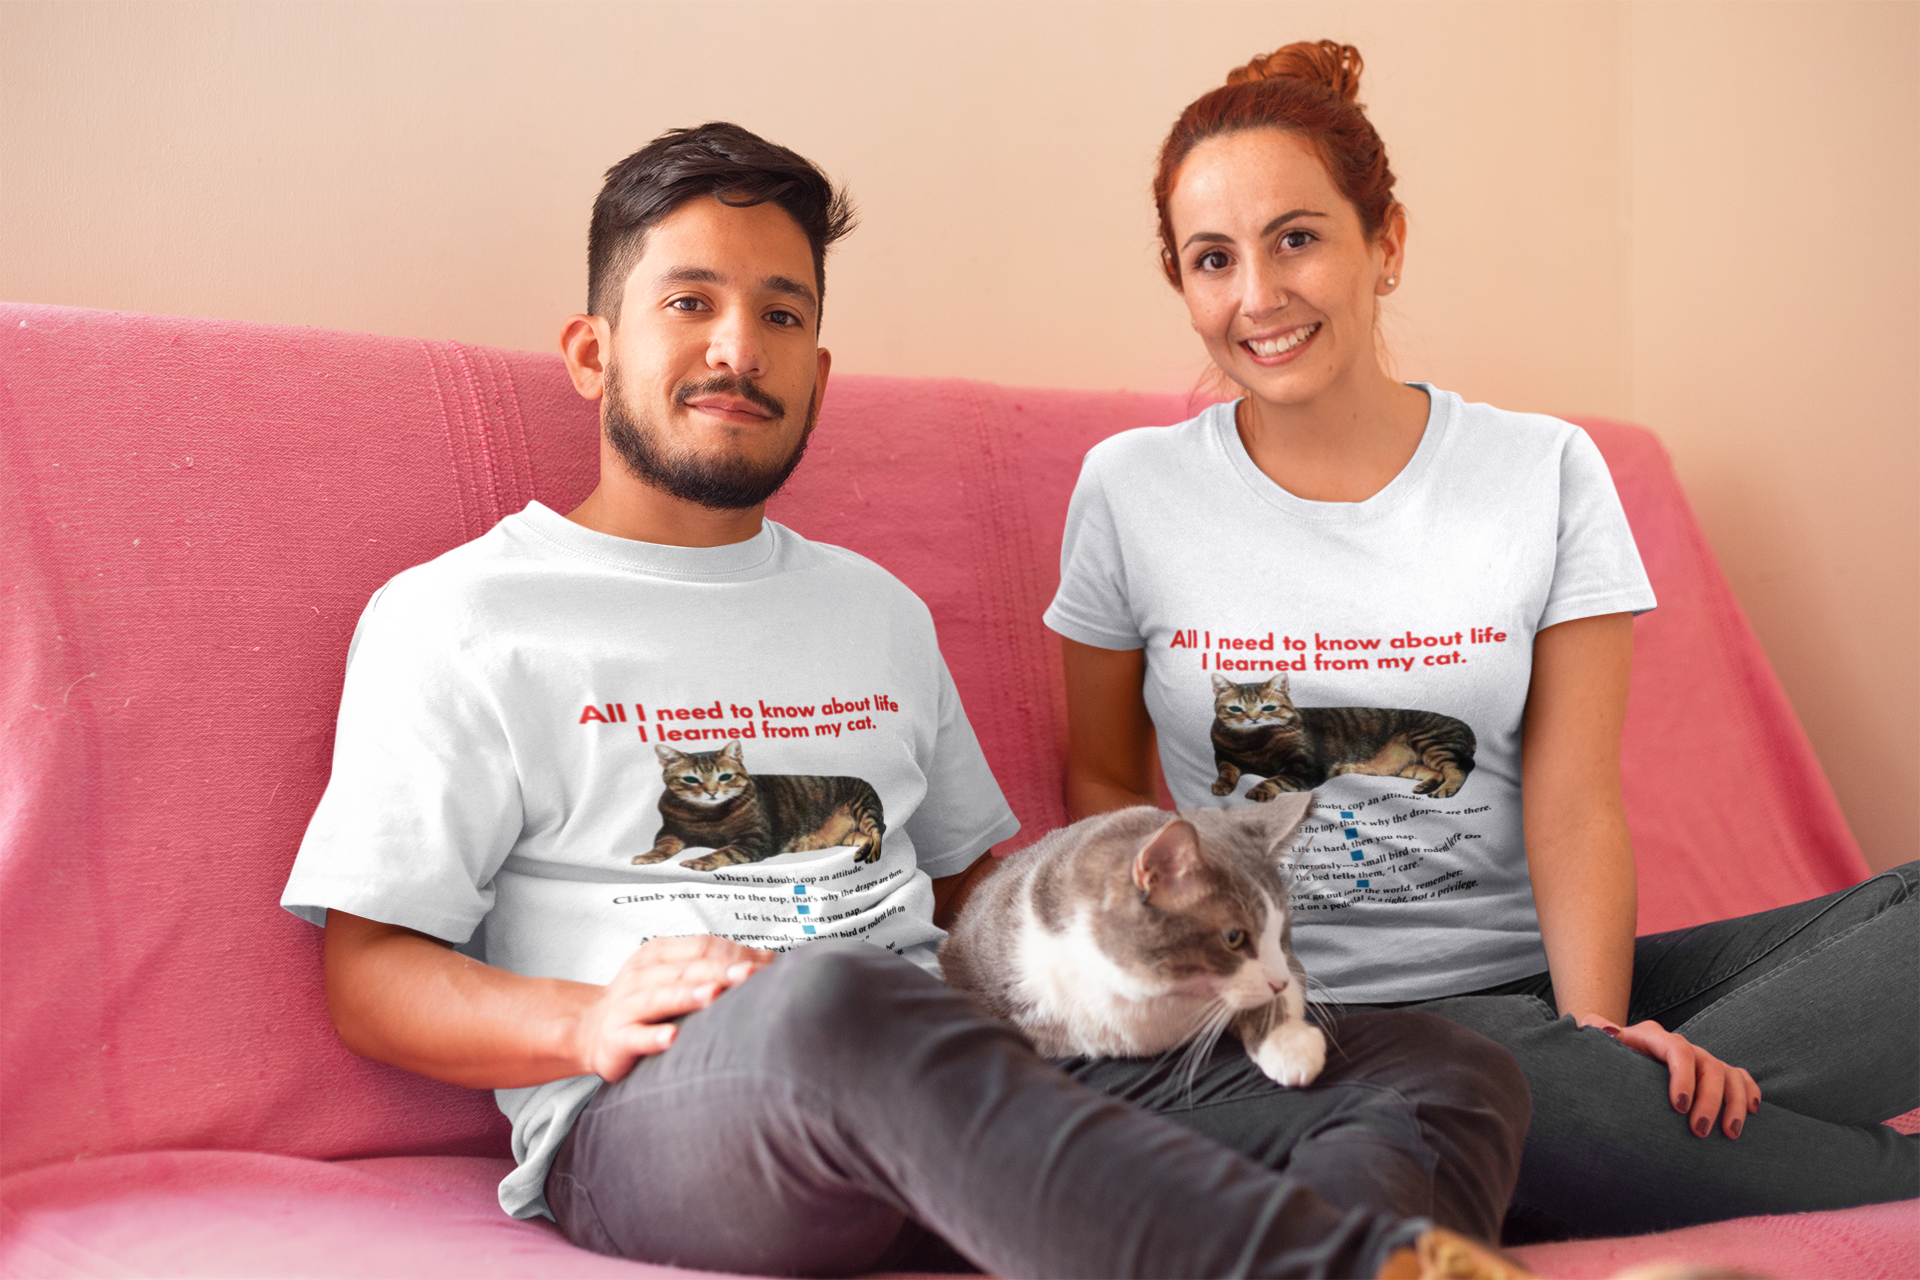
top-left (1520, 612), bottom-right (1637, 1024)
top-left (1523, 612), bottom-right (1758, 1138)
top-left (1061, 637), bottom-right (1159, 819)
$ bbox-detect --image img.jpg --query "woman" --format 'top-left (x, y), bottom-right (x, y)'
top-left (1046, 39), bottom-right (1917, 1240)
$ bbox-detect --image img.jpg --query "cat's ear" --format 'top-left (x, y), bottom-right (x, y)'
top-left (1132, 817), bottom-right (1206, 909)
top-left (718, 740), bottom-right (744, 764)
top-left (1276, 674), bottom-right (1291, 698)
top-left (1210, 674), bottom-right (1233, 694)
top-left (655, 745), bottom-right (683, 765)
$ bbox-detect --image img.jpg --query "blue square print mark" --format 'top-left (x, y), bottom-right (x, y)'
top-left (1356, 879), bottom-right (1371, 888)
top-left (802, 925), bottom-right (817, 935)
top-left (797, 905), bottom-right (811, 915)
top-left (793, 886), bottom-right (807, 895)
top-left (1343, 827), bottom-right (1359, 840)
top-left (1350, 850), bottom-right (1365, 861)
top-left (1340, 811), bottom-right (1355, 820)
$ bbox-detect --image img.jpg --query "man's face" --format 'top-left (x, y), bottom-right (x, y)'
top-left (601, 196), bottom-right (828, 511)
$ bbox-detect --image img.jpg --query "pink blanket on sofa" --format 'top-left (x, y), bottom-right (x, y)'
top-left (1, 303), bottom-right (1908, 1278)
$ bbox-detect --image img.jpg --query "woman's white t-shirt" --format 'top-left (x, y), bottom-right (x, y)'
top-left (1044, 386), bottom-right (1655, 1004)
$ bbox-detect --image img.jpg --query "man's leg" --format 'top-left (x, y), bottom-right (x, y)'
top-left (1061, 1012), bottom-right (1531, 1243)
top-left (547, 942), bottom-right (1463, 1279)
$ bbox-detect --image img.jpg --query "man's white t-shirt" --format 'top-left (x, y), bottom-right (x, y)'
top-left (1044, 387), bottom-right (1655, 1005)
top-left (283, 502), bottom-right (1018, 1220)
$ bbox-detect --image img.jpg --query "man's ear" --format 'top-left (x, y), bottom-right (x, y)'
top-left (811, 346), bottom-right (832, 421)
top-left (560, 314), bottom-right (612, 401)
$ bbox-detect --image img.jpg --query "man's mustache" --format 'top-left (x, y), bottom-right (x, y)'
top-left (675, 375), bottom-right (786, 421)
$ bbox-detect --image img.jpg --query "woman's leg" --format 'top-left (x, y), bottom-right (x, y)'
top-left (1629, 861), bottom-right (1918, 1124)
top-left (1416, 993), bottom-right (1916, 1240)
top-left (1401, 863), bottom-right (1920, 1240)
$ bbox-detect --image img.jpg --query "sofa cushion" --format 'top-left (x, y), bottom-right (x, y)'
top-left (2, 1151), bottom-right (1913, 1279)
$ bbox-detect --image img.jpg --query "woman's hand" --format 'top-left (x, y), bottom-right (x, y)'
top-left (1578, 1014), bottom-right (1761, 1138)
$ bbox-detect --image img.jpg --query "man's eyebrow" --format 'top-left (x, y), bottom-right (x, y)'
top-left (763, 274), bottom-right (818, 309)
top-left (1180, 210), bottom-right (1329, 251)
top-left (656, 266), bottom-right (726, 288)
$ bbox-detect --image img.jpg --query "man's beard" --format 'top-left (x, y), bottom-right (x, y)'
top-left (602, 363), bottom-right (817, 511)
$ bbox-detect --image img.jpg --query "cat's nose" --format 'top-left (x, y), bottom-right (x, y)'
top-left (1267, 976), bottom-right (1289, 994)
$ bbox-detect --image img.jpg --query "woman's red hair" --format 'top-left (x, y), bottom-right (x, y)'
top-left (1154, 40), bottom-right (1399, 288)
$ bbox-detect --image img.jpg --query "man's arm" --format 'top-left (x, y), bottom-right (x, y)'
top-left (323, 912), bottom-right (771, 1088)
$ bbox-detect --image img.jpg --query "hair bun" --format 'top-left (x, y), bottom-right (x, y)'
top-left (1226, 40), bottom-right (1364, 102)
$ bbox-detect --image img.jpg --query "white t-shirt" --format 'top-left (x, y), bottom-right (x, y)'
top-left (1044, 387), bottom-right (1654, 1005)
top-left (283, 502), bottom-right (1018, 1219)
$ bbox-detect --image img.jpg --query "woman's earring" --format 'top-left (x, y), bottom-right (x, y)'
top-left (1386, 275), bottom-right (1398, 287)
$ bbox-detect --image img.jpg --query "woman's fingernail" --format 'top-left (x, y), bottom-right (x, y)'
top-left (1729, 1119), bottom-right (1742, 1139)
top-left (658, 1026), bottom-right (677, 1046)
top-left (1749, 1098), bottom-right (1760, 1113)
top-left (1676, 1094), bottom-right (1691, 1112)
top-left (1601, 1027), bottom-right (1620, 1039)
top-left (1692, 1115), bottom-right (1711, 1137)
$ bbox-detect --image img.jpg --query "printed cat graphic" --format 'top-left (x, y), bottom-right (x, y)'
top-left (634, 742), bottom-right (885, 873)
top-left (1209, 674), bottom-right (1476, 800)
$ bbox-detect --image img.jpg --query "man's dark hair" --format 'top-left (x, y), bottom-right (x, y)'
top-left (587, 122), bottom-right (857, 328)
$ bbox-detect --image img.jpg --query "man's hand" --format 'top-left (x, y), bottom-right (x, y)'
top-left (324, 912), bottom-right (772, 1089)
top-left (1577, 1014), bottom-right (1762, 1139)
top-left (574, 935), bottom-right (774, 1083)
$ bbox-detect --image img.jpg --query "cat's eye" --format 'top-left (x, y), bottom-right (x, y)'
top-left (716, 773), bottom-right (735, 782)
top-left (680, 774), bottom-right (699, 784)
top-left (1260, 704), bottom-right (1277, 712)
top-left (1227, 704), bottom-right (1244, 713)
top-left (1222, 928), bottom-right (1248, 950)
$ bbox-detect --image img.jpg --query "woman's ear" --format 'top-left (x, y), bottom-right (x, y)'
top-left (1375, 203), bottom-right (1409, 295)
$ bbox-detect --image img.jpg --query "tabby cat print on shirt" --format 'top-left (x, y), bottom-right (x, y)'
top-left (1209, 674), bottom-right (1477, 800)
top-left (634, 741), bottom-right (885, 872)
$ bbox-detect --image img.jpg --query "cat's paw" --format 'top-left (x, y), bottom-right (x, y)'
top-left (1210, 778), bottom-right (1236, 796)
top-left (1245, 783), bottom-right (1279, 802)
top-left (631, 850), bottom-right (675, 865)
top-left (1252, 1022), bottom-right (1326, 1088)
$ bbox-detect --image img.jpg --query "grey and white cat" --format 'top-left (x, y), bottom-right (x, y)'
top-left (940, 795), bottom-right (1325, 1087)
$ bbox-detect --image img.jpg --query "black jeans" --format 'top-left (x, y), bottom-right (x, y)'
top-left (547, 941), bottom-right (1530, 1278)
top-left (1345, 861), bottom-right (1920, 1241)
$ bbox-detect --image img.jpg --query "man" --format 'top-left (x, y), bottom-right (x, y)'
top-left (282, 122), bottom-right (1531, 1279)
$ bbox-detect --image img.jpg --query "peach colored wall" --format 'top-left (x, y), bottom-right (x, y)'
top-left (4, 1), bottom-right (1913, 869)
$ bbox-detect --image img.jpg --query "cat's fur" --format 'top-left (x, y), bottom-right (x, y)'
top-left (1210, 674), bottom-right (1477, 800)
top-left (940, 797), bottom-right (1325, 1087)
top-left (633, 742), bottom-right (885, 873)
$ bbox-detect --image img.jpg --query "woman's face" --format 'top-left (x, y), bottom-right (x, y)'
top-left (1166, 128), bottom-right (1401, 407)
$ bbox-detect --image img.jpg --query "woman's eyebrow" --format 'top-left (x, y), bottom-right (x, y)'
top-left (1180, 209), bottom-right (1329, 251)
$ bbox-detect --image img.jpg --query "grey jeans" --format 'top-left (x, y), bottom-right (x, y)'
top-left (1346, 861), bottom-right (1920, 1241)
top-left (547, 941), bottom-right (1530, 1278)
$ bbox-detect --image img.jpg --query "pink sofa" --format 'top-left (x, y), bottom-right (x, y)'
top-left (2, 302), bottom-right (1913, 1278)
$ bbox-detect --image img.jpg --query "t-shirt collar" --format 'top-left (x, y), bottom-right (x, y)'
top-left (511, 500), bottom-right (780, 579)
top-left (1212, 383), bottom-right (1452, 522)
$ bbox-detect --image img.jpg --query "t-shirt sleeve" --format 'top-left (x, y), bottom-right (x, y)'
top-left (905, 659), bottom-right (1020, 879)
top-left (1043, 450), bottom-right (1145, 651)
top-left (1538, 428), bottom-right (1659, 631)
top-left (280, 581), bottom-right (524, 943)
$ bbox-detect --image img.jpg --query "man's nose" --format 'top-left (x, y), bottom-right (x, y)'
top-left (705, 310), bottom-right (765, 378)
